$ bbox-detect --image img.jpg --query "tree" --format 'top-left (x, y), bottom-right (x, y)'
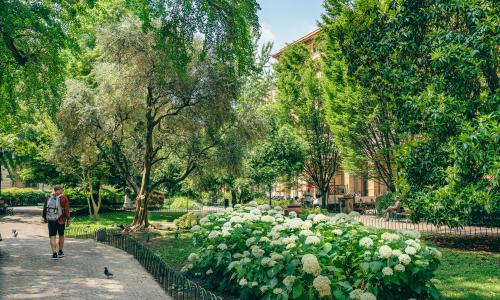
top-left (62, 10), bottom-right (259, 230)
top-left (248, 124), bottom-right (306, 205)
top-left (275, 44), bottom-right (340, 208)
top-left (321, 0), bottom-right (499, 226)
top-left (322, 2), bottom-right (401, 192)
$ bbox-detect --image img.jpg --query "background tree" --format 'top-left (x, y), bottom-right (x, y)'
top-left (275, 43), bottom-right (340, 208)
top-left (61, 8), bottom-right (259, 230)
top-left (321, 0), bottom-right (498, 226)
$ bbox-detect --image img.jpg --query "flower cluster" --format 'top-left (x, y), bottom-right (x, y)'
top-left (184, 205), bottom-right (442, 299)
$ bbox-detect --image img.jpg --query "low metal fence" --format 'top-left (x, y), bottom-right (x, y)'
top-left (351, 214), bottom-right (499, 236)
top-left (66, 227), bottom-right (222, 300)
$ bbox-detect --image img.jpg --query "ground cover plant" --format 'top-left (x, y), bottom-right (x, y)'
top-left (184, 203), bottom-right (442, 299)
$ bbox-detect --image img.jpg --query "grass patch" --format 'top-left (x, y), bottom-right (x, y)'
top-left (71, 211), bottom-right (185, 228)
top-left (436, 248), bottom-right (500, 299)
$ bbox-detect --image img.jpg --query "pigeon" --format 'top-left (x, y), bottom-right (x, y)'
top-left (12, 229), bottom-right (16, 234)
top-left (104, 267), bottom-right (113, 279)
top-left (13, 231), bottom-right (18, 238)
top-left (0, 234), bottom-right (2, 241)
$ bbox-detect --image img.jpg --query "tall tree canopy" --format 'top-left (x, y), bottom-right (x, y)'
top-left (275, 43), bottom-right (340, 208)
top-left (60, 3), bottom-right (260, 229)
top-left (322, 0), bottom-right (499, 226)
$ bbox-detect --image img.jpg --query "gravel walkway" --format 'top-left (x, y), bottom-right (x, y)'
top-left (0, 207), bottom-right (171, 300)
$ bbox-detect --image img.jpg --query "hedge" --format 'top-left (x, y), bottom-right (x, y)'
top-left (0, 187), bottom-right (124, 207)
top-left (375, 192), bottom-right (396, 216)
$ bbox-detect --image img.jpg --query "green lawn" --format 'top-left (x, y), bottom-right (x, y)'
top-left (71, 212), bottom-right (500, 299)
top-left (435, 248), bottom-right (500, 300)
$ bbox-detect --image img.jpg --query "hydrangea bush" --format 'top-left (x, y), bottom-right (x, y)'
top-left (184, 203), bottom-right (442, 299)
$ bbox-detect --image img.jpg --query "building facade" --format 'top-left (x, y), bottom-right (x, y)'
top-left (270, 28), bottom-right (388, 203)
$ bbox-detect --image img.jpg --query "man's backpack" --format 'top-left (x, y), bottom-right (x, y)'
top-left (46, 195), bottom-right (63, 221)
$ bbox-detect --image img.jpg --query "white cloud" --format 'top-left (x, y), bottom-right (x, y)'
top-left (259, 21), bottom-right (276, 48)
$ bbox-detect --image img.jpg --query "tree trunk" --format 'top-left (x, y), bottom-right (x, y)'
top-left (87, 180), bottom-right (102, 220)
top-left (231, 189), bottom-right (237, 207)
top-left (321, 189), bottom-right (328, 209)
top-left (268, 184), bottom-right (272, 206)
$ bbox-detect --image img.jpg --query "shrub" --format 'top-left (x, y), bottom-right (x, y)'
top-left (254, 197), bottom-right (291, 208)
top-left (0, 188), bottom-right (48, 206)
top-left (184, 204), bottom-right (442, 300)
top-left (375, 193), bottom-right (396, 216)
top-left (174, 212), bottom-right (198, 229)
top-left (1, 187), bottom-right (124, 207)
top-left (165, 196), bottom-right (201, 210)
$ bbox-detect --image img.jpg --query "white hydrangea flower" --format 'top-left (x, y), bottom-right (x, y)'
top-left (248, 201), bottom-right (258, 206)
top-left (274, 206), bottom-right (283, 211)
top-left (246, 237), bottom-right (255, 247)
top-left (252, 281), bottom-right (258, 287)
top-left (381, 232), bottom-right (400, 241)
top-left (190, 225), bottom-right (201, 232)
top-left (222, 222), bottom-right (232, 228)
top-left (289, 211), bottom-right (297, 218)
top-left (221, 229), bottom-right (231, 237)
top-left (252, 246), bottom-right (265, 257)
top-left (229, 216), bottom-right (244, 223)
top-left (431, 248), bottom-right (442, 260)
top-left (260, 236), bottom-right (270, 243)
top-left (233, 253), bottom-right (243, 259)
top-left (251, 208), bottom-right (262, 215)
top-left (225, 207), bottom-right (234, 212)
top-left (392, 249), bottom-right (402, 257)
top-left (282, 236), bottom-right (298, 244)
top-left (273, 288), bottom-right (283, 294)
top-left (234, 223), bottom-right (242, 228)
top-left (305, 236), bottom-right (321, 245)
top-left (307, 214), bottom-right (316, 220)
top-left (271, 224), bottom-right (284, 232)
top-left (217, 218), bottom-right (226, 222)
top-left (283, 275), bottom-right (296, 287)
top-left (300, 229), bottom-right (314, 236)
top-left (313, 275), bottom-right (331, 297)
top-left (286, 243), bottom-right (296, 249)
top-left (240, 257), bottom-right (251, 264)
top-left (239, 278), bottom-right (248, 286)
top-left (187, 253), bottom-right (198, 262)
top-left (405, 246), bottom-right (417, 255)
top-left (349, 289), bottom-right (364, 299)
top-left (332, 229), bottom-right (343, 236)
top-left (218, 243), bottom-right (228, 250)
top-left (302, 254), bottom-right (321, 276)
top-left (359, 237), bottom-right (374, 248)
top-left (313, 214), bottom-right (329, 224)
top-left (208, 230), bottom-right (221, 239)
top-left (207, 245), bottom-right (214, 250)
top-left (261, 215), bottom-right (276, 223)
top-left (323, 242), bottom-right (332, 252)
top-left (260, 286), bottom-right (269, 293)
top-left (258, 204), bottom-right (271, 210)
top-left (204, 222), bottom-right (213, 227)
top-left (206, 269), bottom-right (213, 275)
top-left (181, 263), bottom-right (193, 272)
top-left (243, 251), bottom-right (250, 257)
top-left (270, 239), bottom-right (282, 246)
top-left (360, 292), bottom-right (377, 300)
top-left (276, 217), bottom-right (284, 223)
top-left (382, 267), bottom-right (393, 276)
top-left (271, 253), bottom-right (283, 260)
top-left (261, 257), bottom-right (271, 266)
top-left (394, 264), bottom-right (405, 272)
top-left (301, 220), bottom-right (313, 230)
top-left (378, 245), bottom-right (393, 258)
top-left (398, 254), bottom-right (411, 265)
top-left (199, 217), bottom-right (209, 225)
top-left (267, 209), bottom-right (278, 215)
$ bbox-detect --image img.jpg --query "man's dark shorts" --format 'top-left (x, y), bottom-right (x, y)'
top-left (48, 221), bottom-right (65, 237)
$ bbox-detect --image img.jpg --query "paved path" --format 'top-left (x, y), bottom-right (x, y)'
top-left (0, 207), bottom-right (171, 300)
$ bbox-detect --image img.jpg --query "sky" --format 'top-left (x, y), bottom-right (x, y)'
top-left (257, 0), bottom-right (325, 55)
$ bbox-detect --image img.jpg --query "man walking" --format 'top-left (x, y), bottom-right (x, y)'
top-left (43, 186), bottom-right (70, 259)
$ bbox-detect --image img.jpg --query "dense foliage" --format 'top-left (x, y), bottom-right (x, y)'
top-left (185, 204), bottom-right (442, 299)
top-left (322, 0), bottom-right (499, 226)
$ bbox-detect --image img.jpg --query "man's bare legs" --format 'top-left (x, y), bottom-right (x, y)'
top-left (49, 236), bottom-right (58, 253)
top-left (58, 235), bottom-right (65, 252)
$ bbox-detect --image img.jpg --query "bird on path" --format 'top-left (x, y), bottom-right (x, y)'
top-left (104, 267), bottom-right (113, 279)
top-left (13, 231), bottom-right (18, 238)
top-left (12, 229), bottom-right (16, 234)
top-left (0, 234), bottom-right (2, 241)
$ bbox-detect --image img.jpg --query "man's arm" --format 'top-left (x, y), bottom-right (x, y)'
top-left (62, 196), bottom-right (70, 225)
